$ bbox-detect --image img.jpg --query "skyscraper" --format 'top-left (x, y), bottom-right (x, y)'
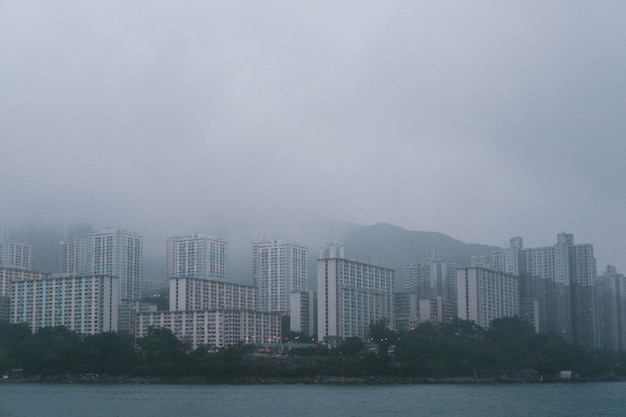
top-left (317, 244), bottom-right (395, 341)
top-left (597, 265), bottom-right (626, 351)
top-left (88, 228), bottom-right (142, 304)
top-left (403, 251), bottom-right (457, 324)
top-left (251, 235), bottom-right (308, 313)
top-left (60, 223), bottom-right (93, 275)
top-left (456, 266), bottom-right (519, 330)
top-left (0, 241), bottom-right (31, 270)
top-left (492, 233), bottom-right (598, 349)
top-left (166, 234), bottom-right (227, 280)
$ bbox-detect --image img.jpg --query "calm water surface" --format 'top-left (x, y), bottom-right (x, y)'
top-left (1, 382), bottom-right (625, 417)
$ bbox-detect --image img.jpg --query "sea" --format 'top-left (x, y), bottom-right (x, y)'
top-left (1, 381), bottom-right (625, 417)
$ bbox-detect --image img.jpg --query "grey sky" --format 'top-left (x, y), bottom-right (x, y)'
top-left (1, 1), bottom-right (624, 273)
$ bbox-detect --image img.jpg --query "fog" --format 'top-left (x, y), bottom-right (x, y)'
top-left (1, 1), bottom-right (624, 276)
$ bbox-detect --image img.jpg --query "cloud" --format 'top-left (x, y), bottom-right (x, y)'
top-left (0, 1), bottom-right (624, 273)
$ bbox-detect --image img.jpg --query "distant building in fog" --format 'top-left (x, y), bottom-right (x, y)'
top-left (597, 265), bottom-right (626, 351)
top-left (404, 251), bottom-right (457, 325)
top-left (491, 233), bottom-right (598, 349)
top-left (0, 241), bottom-right (31, 271)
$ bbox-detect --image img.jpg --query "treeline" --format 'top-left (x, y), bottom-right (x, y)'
top-left (1, 318), bottom-right (625, 381)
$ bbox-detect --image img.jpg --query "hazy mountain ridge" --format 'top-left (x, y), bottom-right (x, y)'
top-left (4, 221), bottom-right (500, 291)
top-left (334, 222), bottom-right (499, 290)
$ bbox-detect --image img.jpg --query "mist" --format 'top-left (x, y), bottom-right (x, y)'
top-left (1, 1), bottom-right (624, 276)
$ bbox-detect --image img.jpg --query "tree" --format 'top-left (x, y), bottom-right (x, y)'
top-left (369, 318), bottom-right (396, 342)
top-left (338, 337), bottom-right (365, 355)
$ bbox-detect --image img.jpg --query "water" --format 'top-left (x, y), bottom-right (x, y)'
top-left (1, 382), bottom-right (625, 417)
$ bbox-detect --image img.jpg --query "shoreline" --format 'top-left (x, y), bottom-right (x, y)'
top-left (2, 374), bottom-right (617, 385)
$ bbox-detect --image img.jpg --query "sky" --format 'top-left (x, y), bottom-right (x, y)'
top-left (1, 1), bottom-right (624, 274)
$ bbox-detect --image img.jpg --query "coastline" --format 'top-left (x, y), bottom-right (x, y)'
top-left (2, 374), bottom-right (615, 385)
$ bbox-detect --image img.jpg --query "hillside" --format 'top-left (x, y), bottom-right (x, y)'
top-left (309, 222), bottom-right (500, 290)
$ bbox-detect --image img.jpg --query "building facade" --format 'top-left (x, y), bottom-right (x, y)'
top-left (136, 309), bottom-right (282, 349)
top-left (88, 228), bottom-right (142, 304)
top-left (457, 266), bottom-right (519, 330)
top-left (597, 265), bottom-right (626, 351)
top-left (394, 291), bottom-right (418, 331)
top-left (166, 234), bottom-right (227, 280)
top-left (169, 276), bottom-right (258, 312)
top-left (251, 235), bottom-right (308, 313)
top-left (289, 290), bottom-right (317, 338)
top-left (492, 233), bottom-right (598, 348)
top-left (8, 270), bottom-right (118, 334)
top-left (317, 245), bottom-right (395, 341)
top-left (0, 241), bottom-right (31, 271)
top-left (403, 251), bottom-right (457, 325)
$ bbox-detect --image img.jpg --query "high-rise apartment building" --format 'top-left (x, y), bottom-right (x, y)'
top-left (136, 309), bottom-right (282, 349)
top-left (492, 233), bottom-right (598, 349)
top-left (403, 251), bottom-right (457, 324)
top-left (169, 276), bottom-right (257, 312)
top-left (6, 268), bottom-right (118, 334)
top-left (0, 241), bottom-right (31, 270)
top-left (60, 223), bottom-right (93, 275)
top-left (317, 244), bottom-right (395, 342)
top-left (289, 290), bottom-right (317, 338)
top-left (88, 228), bottom-right (142, 304)
top-left (3, 223), bottom-right (64, 273)
top-left (597, 265), bottom-right (626, 351)
top-left (138, 273), bottom-right (281, 349)
top-left (457, 266), bottom-right (519, 330)
top-left (166, 234), bottom-right (227, 280)
top-left (251, 235), bottom-right (308, 313)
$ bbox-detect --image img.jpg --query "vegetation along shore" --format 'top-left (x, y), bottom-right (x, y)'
top-left (2, 317), bottom-right (626, 384)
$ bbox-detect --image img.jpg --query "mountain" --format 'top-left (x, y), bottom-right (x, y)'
top-left (312, 222), bottom-right (500, 290)
top-left (142, 220), bottom-right (501, 291)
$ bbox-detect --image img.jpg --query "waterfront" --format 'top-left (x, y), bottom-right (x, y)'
top-left (1, 382), bottom-right (625, 417)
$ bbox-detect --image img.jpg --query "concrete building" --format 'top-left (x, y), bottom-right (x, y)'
top-left (597, 265), bottom-right (626, 351)
top-left (136, 309), bottom-right (282, 349)
top-left (166, 234), bottom-right (227, 280)
top-left (251, 235), bottom-right (308, 313)
top-left (88, 228), bottom-right (142, 304)
top-left (60, 223), bottom-right (93, 275)
top-left (169, 277), bottom-right (258, 312)
top-left (88, 228), bottom-right (141, 333)
top-left (457, 266), bottom-right (519, 330)
top-left (0, 241), bottom-right (31, 271)
top-left (8, 270), bottom-right (118, 334)
top-left (317, 244), bottom-right (395, 341)
top-left (289, 290), bottom-right (317, 338)
top-left (492, 233), bottom-right (598, 349)
top-left (2, 224), bottom-right (64, 273)
top-left (404, 251), bottom-right (457, 325)
top-left (394, 291), bottom-right (418, 331)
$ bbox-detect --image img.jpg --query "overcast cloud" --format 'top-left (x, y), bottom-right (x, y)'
top-left (1, 1), bottom-right (624, 273)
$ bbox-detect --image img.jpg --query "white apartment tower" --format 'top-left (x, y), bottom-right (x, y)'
top-left (317, 244), bottom-right (395, 341)
top-left (166, 234), bottom-right (227, 280)
top-left (251, 235), bottom-right (308, 313)
top-left (0, 241), bottom-right (31, 271)
top-left (6, 268), bottom-right (119, 334)
top-left (60, 223), bottom-right (93, 275)
top-left (457, 266), bottom-right (519, 330)
top-left (88, 228), bottom-right (142, 304)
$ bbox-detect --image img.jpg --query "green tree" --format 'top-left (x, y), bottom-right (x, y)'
top-left (338, 336), bottom-right (365, 355)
